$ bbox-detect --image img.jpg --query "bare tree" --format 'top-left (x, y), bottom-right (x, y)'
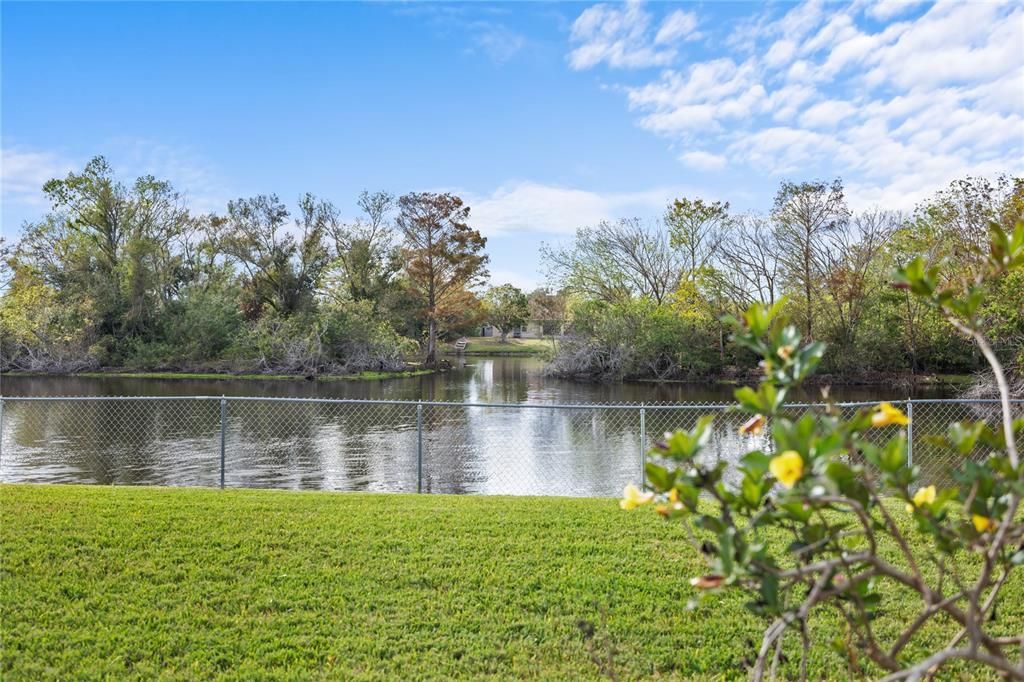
top-left (541, 218), bottom-right (682, 304)
top-left (720, 212), bottom-right (782, 307)
top-left (773, 179), bottom-right (850, 339)
top-left (819, 209), bottom-right (900, 349)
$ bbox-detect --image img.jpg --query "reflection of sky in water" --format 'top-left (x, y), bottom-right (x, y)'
top-left (0, 359), bottom-right (976, 494)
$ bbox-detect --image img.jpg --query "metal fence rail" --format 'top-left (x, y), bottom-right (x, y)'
top-left (0, 396), bottom-right (1020, 496)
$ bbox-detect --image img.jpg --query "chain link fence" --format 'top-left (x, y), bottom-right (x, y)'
top-left (0, 396), bottom-right (1020, 496)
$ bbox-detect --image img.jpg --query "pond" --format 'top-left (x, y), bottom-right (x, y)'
top-left (0, 356), bottom-right (960, 402)
top-left (0, 357), bottom-right (962, 495)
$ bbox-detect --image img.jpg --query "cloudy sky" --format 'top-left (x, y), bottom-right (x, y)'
top-left (2, 1), bottom-right (1022, 290)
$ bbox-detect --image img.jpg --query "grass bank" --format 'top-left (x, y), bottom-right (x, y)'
top-left (447, 336), bottom-right (553, 356)
top-left (2, 485), bottom-right (1020, 680)
top-left (1, 368), bottom-right (435, 382)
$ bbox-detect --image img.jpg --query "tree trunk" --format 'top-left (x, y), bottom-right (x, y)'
top-left (425, 317), bottom-right (438, 367)
top-left (500, 329), bottom-right (508, 343)
top-left (804, 231), bottom-right (814, 340)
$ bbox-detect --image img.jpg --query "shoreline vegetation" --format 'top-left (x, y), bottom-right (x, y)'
top-left (1, 364), bottom-right (972, 389)
top-left (3, 161), bottom-right (1019, 392)
top-left (0, 368), bottom-right (437, 382)
top-left (635, 370), bottom-right (974, 387)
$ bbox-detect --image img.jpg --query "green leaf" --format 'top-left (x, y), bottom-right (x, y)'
top-left (644, 463), bottom-right (675, 491)
top-left (825, 461), bottom-right (855, 487)
top-left (778, 501), bottom-right (812, 523)
top-left (760, 573), bottom-right (779, 612)
top-left (740, 451), bottom-right (771, 478)
top-left (741, 475), bottom-right (766, 508)
top-left (879, 436), bottom-right (908, 473)
top-left (718, 528), bottom-right (735, 577)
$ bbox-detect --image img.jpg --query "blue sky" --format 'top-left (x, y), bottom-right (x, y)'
top-left (3, 1), bottom-right (1022, 290)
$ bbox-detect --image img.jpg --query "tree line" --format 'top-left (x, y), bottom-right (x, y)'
top-left (541, 175), bottom-right (1023, 385)
top-left (0, 157), bottom-right (514, 374)
top-left (1, 158), bottom-right (1020, 385)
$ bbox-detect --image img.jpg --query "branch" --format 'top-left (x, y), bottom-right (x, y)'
top-left (877, 647), bottom-right (1024, 682)
top-left (946, 316), bottom-right (1019, 468)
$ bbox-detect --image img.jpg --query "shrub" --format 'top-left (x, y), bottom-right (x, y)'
top-left (627, 222), bottom-right (1024, 680)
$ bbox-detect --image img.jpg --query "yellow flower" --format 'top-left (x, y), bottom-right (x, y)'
top-left (657, 488), bottom-right (683, 517)
top-left (769, 450), bottom-right (804, 488)
top-left (872, 402), bottom-right (910, 428)
top-left (972, 514), bottom-right (997, 533)
top-left (739, 414), bottom-right (766, 436)
top-left (905, 485), bottom-right (937, 513)
top-left (620, 483), bottom-right (654, 510)
top-left (776, 345), bottom-right (794, 361)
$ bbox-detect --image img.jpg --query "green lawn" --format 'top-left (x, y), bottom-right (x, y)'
top-left (453, 336), bottom-right (553, 355)
top-left (1, 485), bottom-right (1020, 680)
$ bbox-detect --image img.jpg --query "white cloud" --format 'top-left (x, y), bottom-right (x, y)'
top-left (568, 0), bottom-right (679, 70)
top-left (679, 150), bottom-right (727, 171)
top-left (487, 268), bottom-right (541, 293)
top-left (567, 0), bottom-right (1024, 209)
top-left (401, 5), bottom-right (525, 65)
top-left (470, 23), bottom-right (526, 64)
top-left (1, 141), bottom-right (232, 233)
top-left (627, 58), bottom-right (764, 135)
top-left (799, 99), bottom-right (858, 128)
top-left (1, 147), bottom-right (76, 209)
top-left (763, 39), bottom-right (797, 68)
top-left (776, 0), bottom-right (826, 43)
top-left (765, 83), bottom-right (818, 122)
top-left (729, 127), bottom-right (843, 175)
top-left (654, 9), bottom-right (699, 45)
top-left (866, 0), bottom-right (927, 21)
top-left (465, 181), bottom-right (702, 237)
top-left (862, 2), bottom-right (1022, 89)
top-left (110, 138), bottom-right (232, 214)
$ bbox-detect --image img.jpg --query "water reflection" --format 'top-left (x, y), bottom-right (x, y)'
top-left (1, 359), bottom-right (961, 495)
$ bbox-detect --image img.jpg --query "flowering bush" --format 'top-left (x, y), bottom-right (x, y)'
top-left (627, 222), bottom-right (1024, 680)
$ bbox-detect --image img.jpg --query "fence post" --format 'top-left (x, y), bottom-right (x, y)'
top-left (416, 401), bottom-right (424, 493)
top-left (639, 403), bottom-right (647, 488)
top-left (906, 398), bottom-right (914, 472)
top-left (219, 396), bottom-right (227, 488)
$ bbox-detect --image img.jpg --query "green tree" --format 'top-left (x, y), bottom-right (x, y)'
top-left (541, 218), bottom-right (681, 304)
top-left (772, 178), bottom-right (850, 340)
top-left (634, 221), bottom-right (1024, 679)
top-left (326, 190), bottom-right (401, 306)
top-left (221, 193), bottom-right (330, 317)
top-left (485, 284), bottom-right (529, 342)
top-left (527, 288), bottom-right (567, 336)
top-left (664, 197), bottom-right (731, 278)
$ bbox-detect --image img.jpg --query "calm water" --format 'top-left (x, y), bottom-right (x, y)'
top-left (0, 358), bottom-right (959, 495)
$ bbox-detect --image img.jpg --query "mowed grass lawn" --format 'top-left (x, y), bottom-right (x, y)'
top-left (2, 485), bottom-right (1022, 680)
top-left (457, 337), bottom-right (552, 355)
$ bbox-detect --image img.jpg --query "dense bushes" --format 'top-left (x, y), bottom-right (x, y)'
top-left (543, 175), bottom-right (1023, 384)
top-left (629, 222), bottom-right (1024, 679)
top-left (547, 298), bottom-right (725, 381)
top-left (0, 160), bottom-right (485, 375)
